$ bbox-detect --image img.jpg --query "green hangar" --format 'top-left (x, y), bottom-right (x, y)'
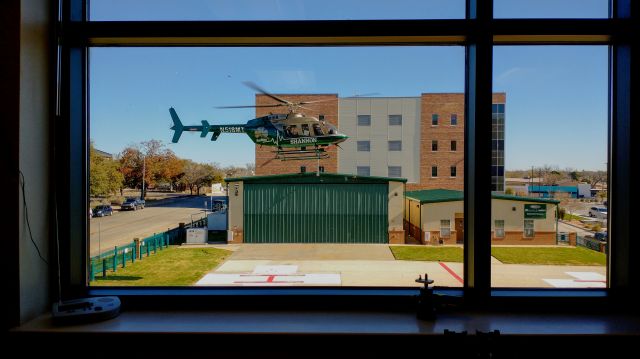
top-left (225, 173), bottom-right (406, 244)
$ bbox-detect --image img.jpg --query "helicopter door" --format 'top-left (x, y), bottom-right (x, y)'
top-left (312, 123), bottom-right (324, 136)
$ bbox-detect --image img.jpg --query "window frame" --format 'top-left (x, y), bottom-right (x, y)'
top-left (388, 166), bottom-right (402, 178)
top-left (388, 140), bottom-right (402, 151)
top-left (357, 114), bottom-right (371, 126)
top-left (357, 140), bottom-right (371, 152)
top-left (54, 0), bottom-right (635, 308)
top-left (388, 114), bottom-right (402, 126)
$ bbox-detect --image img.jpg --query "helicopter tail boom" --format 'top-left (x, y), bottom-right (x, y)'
top-left (169, 107), bottom-right (246, 143)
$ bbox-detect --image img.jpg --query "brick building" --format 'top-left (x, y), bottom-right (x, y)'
top-left (255, 92), bottom-right (506, 192)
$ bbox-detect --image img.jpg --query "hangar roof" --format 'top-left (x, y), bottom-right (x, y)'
top-left (225, 172), bottom-right (407, 184)
top-left (406, 189), bottom-right (560, 204)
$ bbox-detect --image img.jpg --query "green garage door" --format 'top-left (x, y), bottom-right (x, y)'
top-left (244, 183), bottom-right (388, 243)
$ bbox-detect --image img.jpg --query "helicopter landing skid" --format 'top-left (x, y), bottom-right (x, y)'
top-left (273, 148), bottom-right (329, 161)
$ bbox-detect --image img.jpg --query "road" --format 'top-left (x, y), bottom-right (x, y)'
top-left (89, 195), bottom-right (226, 256)
top-left (558, 220), bottom-right (593, 236)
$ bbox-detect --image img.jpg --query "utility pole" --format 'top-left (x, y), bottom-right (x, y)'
top-left (141, 155), bottom-right (146, 200)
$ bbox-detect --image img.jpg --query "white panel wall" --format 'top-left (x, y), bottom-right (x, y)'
top-left (338, 97), bottom-right (421, 183)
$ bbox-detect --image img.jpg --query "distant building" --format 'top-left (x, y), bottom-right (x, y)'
top-left (94, 149), bottom-right (114, 160)
top-left (255, 92), bottom-right (507, 192)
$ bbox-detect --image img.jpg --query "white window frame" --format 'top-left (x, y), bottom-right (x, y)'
top-left (495, 220), bottom-right (505, 238)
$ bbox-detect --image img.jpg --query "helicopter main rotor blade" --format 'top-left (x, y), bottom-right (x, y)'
top-left (243, 81), bottom-right (292, 105)
top-left (216, 104), bottom-right (287, 109)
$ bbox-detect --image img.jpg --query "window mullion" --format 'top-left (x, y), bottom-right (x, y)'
top-left (464, 0), bottom-right (493, 301)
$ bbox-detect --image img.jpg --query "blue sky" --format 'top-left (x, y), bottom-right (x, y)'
top-left (89, 1), bottom-right (609, 171)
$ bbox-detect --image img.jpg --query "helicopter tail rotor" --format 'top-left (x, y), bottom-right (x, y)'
top-left (169, 107), bottom-right (184, 143)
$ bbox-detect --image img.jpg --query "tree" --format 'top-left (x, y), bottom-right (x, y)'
top-left (119, 140), bottom-right (184, 197)
top-left (179, 161), bottom-right (224, 195)
top-left (89, 142), bottom-right (124, 197)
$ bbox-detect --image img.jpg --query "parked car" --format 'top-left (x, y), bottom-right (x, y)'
top-left (588, 206), bottom-right (608, 219)
top-left (92, 205), bottom-right (113, 217)
top-left (121, 197), bottom-right (145, 211)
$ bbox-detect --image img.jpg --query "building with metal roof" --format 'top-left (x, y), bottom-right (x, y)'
top-left (404, 189), bottom-right (560, 246)
top-left (225, 173), bottom-right (406, 244)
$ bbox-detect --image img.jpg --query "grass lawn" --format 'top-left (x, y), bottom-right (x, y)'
top-left (91, 246), bottom-right (231, 286)
top-left (391, 245), bottom-right (605, 266)
top-left (491, 247), bottom-right (606, 266)
top-left (563, 213), bottom-right (586, 221)
top-left (390, 246), bottom-right (464, 262)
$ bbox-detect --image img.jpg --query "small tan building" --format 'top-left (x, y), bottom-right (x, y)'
top-left (404, 189), bottom-right (560, 245)
top-left (226, 172), bottom-right (406, 244)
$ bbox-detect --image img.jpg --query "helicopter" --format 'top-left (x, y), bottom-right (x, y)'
top-left (169, 82), bottom-right (349, 161)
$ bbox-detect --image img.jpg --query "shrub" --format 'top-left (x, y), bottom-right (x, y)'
top-left (558, 207), bottom-right (566, 220)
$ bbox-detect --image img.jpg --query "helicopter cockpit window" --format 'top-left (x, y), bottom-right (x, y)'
top-left (313, 124), bottom-right (324, 136)
top-left (301, 124), bottom-right (310, 136)
top-left (286, 125), bottom-right (299, 138)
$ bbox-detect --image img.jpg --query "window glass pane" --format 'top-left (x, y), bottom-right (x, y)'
top-left (431, 114), bottom-right (439, 125)
top-left (89, 46), bottom-right (465, 288)
top-left (451, 140), bottom-right (456, 151)
top-left (357, 140), bottom-right (370, 152)
top-left (357, 166), bottom-right (370, 176)
top-left (388, 140), bottom-right (402, 151)
top-left (450, 114), bottom-right (457, 126)
top-left (431, 166), bottom-right (438, 177)
top-left (388, 115), bottom-right (403, 126)
top-left (357, 115), bottom-right (371, 126)
top-left (494, 0), bottom-right (608, 19)
top-left (450, 166), bottom-right (456, 177)
top-left (90, 0), bottom-right (465, 21)
top-left (492, 46), bottom-right (608, 288)
top-left (388, 166), bottom-right (402, 177)
top-left (431, 140), bottom-right (438, 152)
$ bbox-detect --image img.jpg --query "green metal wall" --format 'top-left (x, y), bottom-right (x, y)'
top-left (244, 183), bottom-right (388, 243)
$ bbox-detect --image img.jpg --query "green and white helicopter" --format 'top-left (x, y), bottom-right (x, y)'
top-left (170, 82), bottom-right (348, 161)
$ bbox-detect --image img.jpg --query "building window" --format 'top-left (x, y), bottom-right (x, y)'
top-left (388, 141), bottom-right (402, 151)
top-left (431, 166), bottom-right (438, 177)
top-left (432, 114), bottom-right (439, 126)
top-left (451, 114), bottom-right (458, 126)
top-left (451, 140), bottom-right (457, 151)
top-left (524, 220), bottom-right (535, 238)
top-left (440, 220), bottom-right (451, 238)
top-left (357, 115), bottom-right (371, 126)
top-left (388, 114), bottom-right (402, 126)
top-left (431, 140), bottom-right (438, 152)
top-left (319, 115), bottom-right (325, 121)
top-left (357, 141), bottom-right (370, 152)
top-left (356, 166), bottom-right (370, 176)
top-left (495, 220), bottom-right (505, 238)
top-left (450, 166), bottom-right (457, 177)
top-left (388, 166), bottom-right (402, 177)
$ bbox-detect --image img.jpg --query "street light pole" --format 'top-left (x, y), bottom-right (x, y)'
top-left (141, 155), bottom-right (145, 200)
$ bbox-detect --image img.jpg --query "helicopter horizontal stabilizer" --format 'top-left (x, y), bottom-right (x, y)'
top-left (200, 120), bottom-right (210, 137)
top-left (169, 107), bottom-right (184, 143)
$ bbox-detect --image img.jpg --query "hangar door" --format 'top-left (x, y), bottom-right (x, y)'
top-left (244, 183), bottom-right (388, 243)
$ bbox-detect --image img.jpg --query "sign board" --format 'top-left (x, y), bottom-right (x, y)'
top-left (524, 204), bottom-right (547, 219)
top-left (186, 228), bottom-right (207, 244)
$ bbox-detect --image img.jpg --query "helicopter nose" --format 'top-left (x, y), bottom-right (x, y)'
top-left (336, 134), bottom-right (349, 143)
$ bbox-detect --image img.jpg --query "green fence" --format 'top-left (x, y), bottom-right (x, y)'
top-left (89, 218), bottom-right (208, 281)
